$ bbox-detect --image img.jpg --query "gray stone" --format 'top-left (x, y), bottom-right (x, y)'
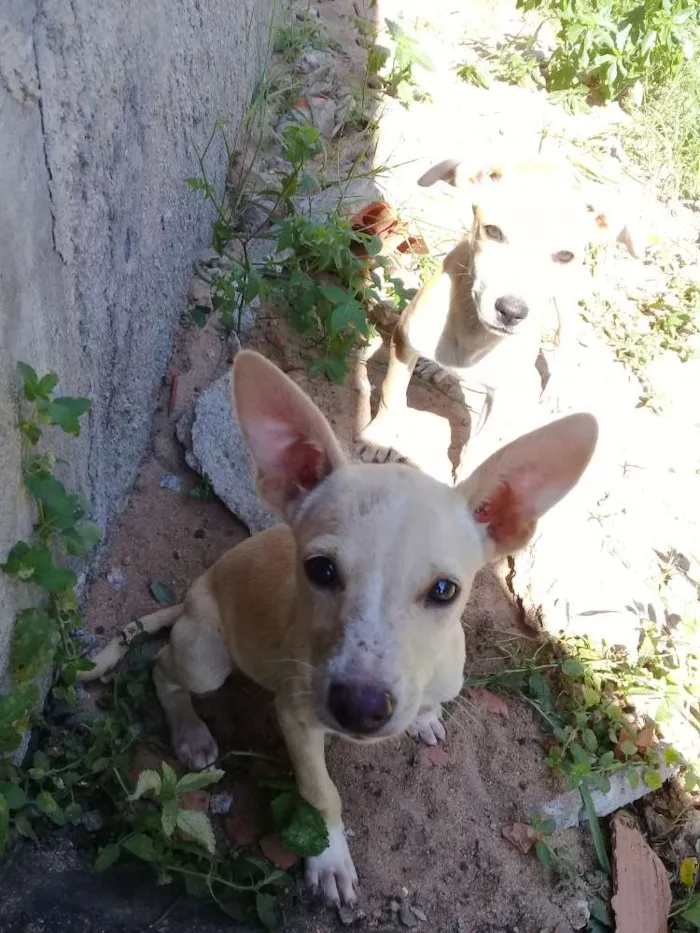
top-left (159, 473), bottom-right (183, 493)
top-left (531, 753), bottom-right (679, 830)
top-left (105, 569), bottom-right (126, 590)
top-left (0, 0), bottom-right (273, 702)
top-left (187, 373), bottom-right (278, 534)
top-left (209, 793), bottom-right (233, 815)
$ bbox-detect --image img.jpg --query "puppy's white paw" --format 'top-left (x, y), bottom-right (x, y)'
top-left (306, 825), bottom-right (358, 907)
top-left (406, 707), bottom-right (446, 746)
top-left (173, 720), bottom-right (219, 771)
top-left (356, 418), bottom-right (405, 465)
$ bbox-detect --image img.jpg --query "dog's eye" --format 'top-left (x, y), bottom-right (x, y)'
top-left (427, 579), bottom-right (460, 605)
top-left (553, 249), bottom-right (575, 264)
top-left (304, 556), bottom-right (340, 589)
top-left (484, 224), bottom-right (506, 243)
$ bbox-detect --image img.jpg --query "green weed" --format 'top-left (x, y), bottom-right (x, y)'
top-left (517, 0), bottom-right (699, 103)
top-left (0, 364), bottom-right (328, 928)
top-left (370, 18), bottom-right (434, 107)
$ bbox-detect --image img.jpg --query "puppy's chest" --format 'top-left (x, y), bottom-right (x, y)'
top-left (434, 330), bottom-right (540, 391)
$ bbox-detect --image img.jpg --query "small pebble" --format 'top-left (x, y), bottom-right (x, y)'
top-left (160, 474), bottom-right (183, 493)
top-left (412, 907), bottom-right (428, 922)
top-left (210, 793), bottom-right (233, 815)
top-left (106, 569), bottom-right (126, 589)
top-left (399, 903), bottom-right (418, 928)
top-left (81, 810), bottom-right (104, 832)
top-left (338, 905), bottom-right (364, 926)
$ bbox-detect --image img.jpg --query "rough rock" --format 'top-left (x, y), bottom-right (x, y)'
top-left (185, 373), bottom-right (278, 534)
top-left (533, 754), bottom-right (678, 830)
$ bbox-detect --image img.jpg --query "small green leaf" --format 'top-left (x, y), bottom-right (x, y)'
top-left (15, 814), bottom-right (38, 842)
top-left (561, 658), bottom-right (585, 678)
top-left (255, 892), bottom-right (280, 930)
top-left (0, 783), bottom-right (27, 811)
top-left (271, 790), bottom-right (328, 857)
top-left (160, 761), bottom-right (178, 799)
top-left (176, 768), bottom-right (225, 794)
top-left (123, 833), bottom-right (158, 862)
top-left (682, 895), bottom-right (700, 927)
top-left (1, 542), bottom-right (76, 593)
top-left (10, 608), bottom-right (59, 682)
top-left (128, 769), bottom-right (162, 801)
top-left (36, 790), bottom-right (58, 815)
top-left (62, 520), bottom-right (101, 557)
top-left (38, 396), bottom-right (90, 436)
top-left (620, 740), bottom-right (638, 757)
top-left (93, 842), bottom-right (122, 872)
top-left (644, 768), bottom-right (663, 791)
top-left (161, 797), bottom-right (178, 838)
top-left (17, 362), bottom-right (40, 400)
top-left (175, 809), bottom-right (216, 854)
top-left (150, 581), bottom-right (176, 605)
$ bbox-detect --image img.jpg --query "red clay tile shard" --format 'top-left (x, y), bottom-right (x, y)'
top-left (463, 686), bottom-right (510, 719)
top-left (224, 816), bottom-right (259, 848)
top-left (424, 746), bottom-right (449, 767)
top-left (259, 832), bottom-right (299, 871)
top-left (178, 790), bottom-right (210, 812)
top-left (611, 810), bottom-right (671, 933)
top-left (501, 822), bottom-right (536, 854)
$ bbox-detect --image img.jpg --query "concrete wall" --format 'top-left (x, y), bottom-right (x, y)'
top-left (0, 0), bottom-right (274, 675)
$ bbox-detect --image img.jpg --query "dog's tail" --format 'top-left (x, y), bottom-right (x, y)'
top-left (77, 604), bottom-right (183, 682)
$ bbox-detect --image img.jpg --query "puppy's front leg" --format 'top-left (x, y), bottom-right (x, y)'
top-left (357, 326), bottom-right (417, 464)
top-left (276, 702), bottom-right (357, 907)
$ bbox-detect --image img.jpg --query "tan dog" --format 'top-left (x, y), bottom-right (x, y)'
top-left (81, 350), bottom-right (598, 907)
top-left (358, 158), bottom-right (637, 477)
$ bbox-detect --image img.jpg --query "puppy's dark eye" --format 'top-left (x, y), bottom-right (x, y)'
top-left (553, 249), bottom-right (575, 264)
top-left (484, 224), bottom-right (506, 243)
top-left (304, 556), bottom-right (340, 589)
top-left (427, 579), bottom-right (460, 605)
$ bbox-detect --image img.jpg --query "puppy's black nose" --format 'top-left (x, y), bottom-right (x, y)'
top-left (495, 295), bottom-right (529, 326)
top-left (328, 681), bottom-right (395, 734)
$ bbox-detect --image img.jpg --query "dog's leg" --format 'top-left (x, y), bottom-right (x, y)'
top-left (277, 702), bottom-right (357, 907)
top-left (153, 613), bottom-right (233, 771)
top-left (407, 624), bottom-right (465, 746)
top-left (357, 328), bottom-right (418, 464)
top-left (456, 368), bottom-right (542, 481)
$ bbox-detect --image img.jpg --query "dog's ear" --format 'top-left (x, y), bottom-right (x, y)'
top-left (457, 413), bottom-right (598, 560)
top-left (233, 351), bottom-right (346, 519)
top-left (583, 189), bottom-right (649, 258)
top-left (418, 159), bottom-right (504, 189)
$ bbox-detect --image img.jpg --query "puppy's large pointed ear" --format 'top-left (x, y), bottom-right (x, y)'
top-left (418, 159), bottom-right (504, 189)
top-left (233, 351), bottom-right (345, 519)
top-left (458, 414), bottom-right (598, 560)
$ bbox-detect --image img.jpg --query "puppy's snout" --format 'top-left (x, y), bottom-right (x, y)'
top-left (328, 680), bottom-right (395, 735)
top-left (495, 294), bottom-right (529, 327)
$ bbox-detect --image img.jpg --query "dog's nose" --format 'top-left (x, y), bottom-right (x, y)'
top-left (495, 295), bottom-right (529, 326)
top-left (328, 681), bottom-right (395, 734)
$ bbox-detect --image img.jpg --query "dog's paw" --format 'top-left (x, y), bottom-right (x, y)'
top-left (406, 707), bottom-right (446, 746)
top-left (306, 825), bottom-right (358, 908)
top-left (357, 440), bottom-right (410, 465)
top-left (173, 721), bottom-right (219, 771)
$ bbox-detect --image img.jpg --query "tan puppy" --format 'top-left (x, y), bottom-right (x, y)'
top-left (358, 158), bottom-right (635, 477)
top-left (81, 350), bottom-right (598, 907)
